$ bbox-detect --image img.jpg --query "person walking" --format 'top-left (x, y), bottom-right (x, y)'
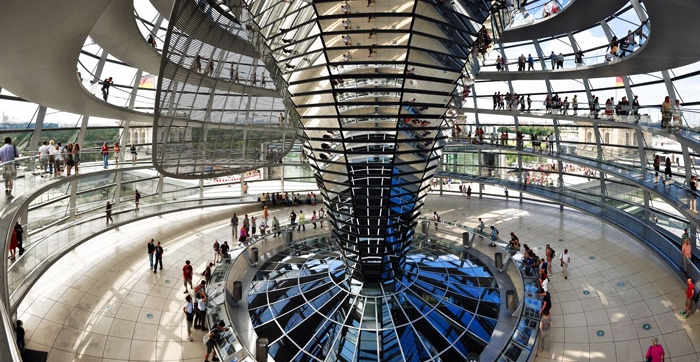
top-left (8, 228), bottom-right (18, 261)
top-left (489, 225), bottom-right (499, 247)
top-left (298, 210), bottom-right (306, 231)
top-left (537, 309), bottom-right (551, 354)
top-left (272, 216), bottom-right (281, 237)
top-left (644, 337), bottom-right (665, 362)
top-left (147, 239), bottom-right (156, 270)
top-left (433, 211), bottom-right (440, 231)
top-left (15, 320), bottom-right (25, 354)
top-left (545, 244), bottom-right (554, 275)
top-left (251, 216), bottom-right (257, 236)
top-left (183, 260), bottom-right (194, 294)
top-left (212, 240), bottom-right (220, 263)
top-left (153, 242), bottom-right (164, 273)
top-left (130, 144), bottom-right (137, 165)
top-left (311, 210), bottom-right (317, 229)
top-left (664, 157), bottom-right (673, 184)
top-left (101, 142), bottom-right (110, 169)
top-left (289, 209), bottom-right (297, 228)
top-left (318, 208), bottom-right (325, 227)
top-left (183, 295), bottom-right (195, 341)
top-left (690, 175), bottom-right (698, 213)
top-left (230, 213), bottom-right (239, 242)
top-left (682, 236), bottom-right (692, 274)
top-left (560, 249), bottom-right (571, 279)
top-left (134, 189), bottom-right (141, 211)
top-left (0, 137), bottom-right (19, 195)
top-left (682, 277), bottom-right (695, 318)
top-left (14, 221), bottom-right (24, 256)
top-left (243, 214), bottom-right (250, 234)
top-left (105, 201), bottom-right (113, 225)
top-left (238, 227), bottom-right (247, 247)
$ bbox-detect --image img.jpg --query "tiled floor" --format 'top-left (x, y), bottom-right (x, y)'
top-left (17, 195), bottom-right (700, 361)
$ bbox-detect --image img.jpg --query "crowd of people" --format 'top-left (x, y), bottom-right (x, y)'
top-left (37, 140), bottom-right (82, 177)
top-left (258, 191), bottom-right (318, 207)
top-left (488, 25), bottom-right (644, 71)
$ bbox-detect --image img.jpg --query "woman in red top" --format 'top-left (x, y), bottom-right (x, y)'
top-left (8, 229), bottom-right (18, 260)
top-left (101, 142), bottom-right (109, 169)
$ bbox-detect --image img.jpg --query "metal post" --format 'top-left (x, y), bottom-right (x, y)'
top-left (256, 338), bottom-right (269, 362)
top-left (233, 281), bottom-right (242, 304)
top-left (506, 290), bottom-right (516, 312)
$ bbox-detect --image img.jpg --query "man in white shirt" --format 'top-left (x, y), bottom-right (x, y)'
top-left (50, 144), bottom-right (62, 176)
top-left (560, 249), bottom-right (571, 279)
top-left (38, 140), bottom-right (50, 176)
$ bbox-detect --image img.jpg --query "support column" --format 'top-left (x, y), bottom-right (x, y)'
top-left (128, 70), bottom-right (142, 110)
top-left (114, 171), bottom-right (122, 206)
top-left (28, 106), bottom-right (47, 153)
top-left (28, 106), bottom-right (47, 170)
top-left (532, 39), bottom-right (546, 70)
top-left (69, 181), bottom-right (79, 221)
top-left (635, 129), bottom-right (648, 176)
top-left (120, 120), bottom-right (130, 166)
top-left (91, 50), bottom-right (109, 86)
top-left (593, 124), bottom-right (607, 199)
top-left (157, 174), bottom-right (164, 199)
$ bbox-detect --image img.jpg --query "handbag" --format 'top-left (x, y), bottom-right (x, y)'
top-left (645, 346), bottom-right (651, 362)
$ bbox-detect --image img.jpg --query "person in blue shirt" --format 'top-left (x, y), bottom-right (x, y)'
top-left (0, 137), bottom-right (18, 195)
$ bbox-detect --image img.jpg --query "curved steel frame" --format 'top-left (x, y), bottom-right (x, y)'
top-left (153, 0), bottom-right (298, 179)
top-left (246, 0), bottom-right (491, 284)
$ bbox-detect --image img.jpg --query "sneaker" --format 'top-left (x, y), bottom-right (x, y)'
top-left (187, 335), bottom-right (193, 341)
top-left (184, 290), bottom-right (189, 294)
top-left (681, 310), bottom-right (687, 315)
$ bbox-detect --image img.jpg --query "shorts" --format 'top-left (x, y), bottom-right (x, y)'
top-left (3, 164), bottom-right (17, 180)
top-left (186, 315), bottom-right (193, 332)
top-left (687, 297), bottom-right (694, 311)
top-left (206, 339), bottom-right (215, 353)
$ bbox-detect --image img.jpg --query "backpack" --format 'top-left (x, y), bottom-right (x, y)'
top-left (549, 248), bottom-right (555, 259)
